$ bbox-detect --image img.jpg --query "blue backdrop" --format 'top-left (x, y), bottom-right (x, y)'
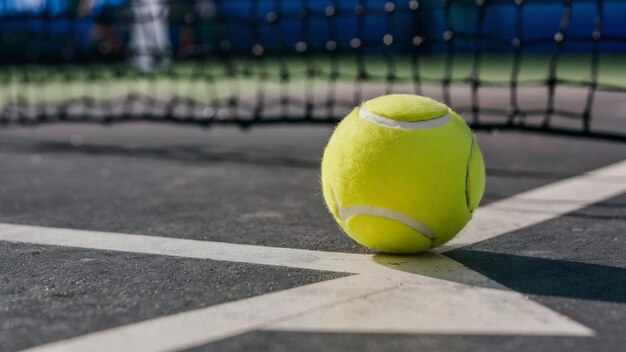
top-left (1, 0), bottom-right (625, 58)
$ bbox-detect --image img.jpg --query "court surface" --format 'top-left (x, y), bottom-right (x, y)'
top-left (1, 120), bottom-right (626, 352)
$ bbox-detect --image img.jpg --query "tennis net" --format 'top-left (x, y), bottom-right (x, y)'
top-left (1, 0), bottom-right (625, 140)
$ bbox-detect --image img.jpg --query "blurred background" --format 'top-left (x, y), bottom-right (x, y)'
top-left (1, 0), bottom-right (625, 138)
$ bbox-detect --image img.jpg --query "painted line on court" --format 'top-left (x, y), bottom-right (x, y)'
top-left (439, 159), bottom-right (626, 252)
top-left (4, 159), bottom-right (626, 351)
top-left (0, 224), bottom-right (374, 275)
top-left (3, 160), bottom-right (625, 269)
top-left (14, 253), bottom-right (594, 352)
top-left (16, 266), bottom-right (593, 352)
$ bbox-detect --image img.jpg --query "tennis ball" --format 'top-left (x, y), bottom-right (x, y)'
top-left (321, 94), bottom-right (485, 253)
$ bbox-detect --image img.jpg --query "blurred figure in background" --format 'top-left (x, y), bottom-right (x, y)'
top-left (128, 0), bottom-right (171, 71)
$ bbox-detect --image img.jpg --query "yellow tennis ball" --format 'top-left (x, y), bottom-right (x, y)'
top-left (321, 94), bottom-right (485, 253)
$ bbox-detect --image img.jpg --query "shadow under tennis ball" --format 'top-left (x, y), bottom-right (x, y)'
top-left (373, 249), bottom-right (626, 304)
top-left (446, 249), bottom-right (626, 304)
top-left (372, 252), bottom-right (504, 290)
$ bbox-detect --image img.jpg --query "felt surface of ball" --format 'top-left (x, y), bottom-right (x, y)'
top-left (321, 94), bottom-right (485, 253)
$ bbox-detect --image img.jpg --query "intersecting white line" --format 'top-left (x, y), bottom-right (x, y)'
top-left (2, 159), bottom-right (625, 352)
top-left (438, 159), bottom-right (626, 252)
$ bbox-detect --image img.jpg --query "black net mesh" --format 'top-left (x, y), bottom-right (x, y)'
top-left (1, 0), bottom-right (625, 140)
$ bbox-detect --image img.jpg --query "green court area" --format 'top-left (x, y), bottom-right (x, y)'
top-left (2, 53), bottom-right (625, 107)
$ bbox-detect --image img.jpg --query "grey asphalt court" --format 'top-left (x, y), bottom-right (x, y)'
top-left (1, 120), bottom-right (626, 352)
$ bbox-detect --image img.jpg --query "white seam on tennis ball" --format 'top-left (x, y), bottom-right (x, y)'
top-left (359, 106), bottom-right (450, 129)
top-left (464, 132), bottom-right (475, 213)
top-left (337, 204), bottom-right (436, 241)
top-left (329, 185), bottom-right (436, 242)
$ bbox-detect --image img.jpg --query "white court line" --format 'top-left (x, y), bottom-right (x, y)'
top-left (0, 224), bottom-right (374, 275)
top-left (15, 275), bottom-right (400, 352)
top-left (439, 159), bottom-right (626, 252)
top-left (3, 159), bottom-right (625, 352)
top-left (3, 160), bottom-right (625, 271)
